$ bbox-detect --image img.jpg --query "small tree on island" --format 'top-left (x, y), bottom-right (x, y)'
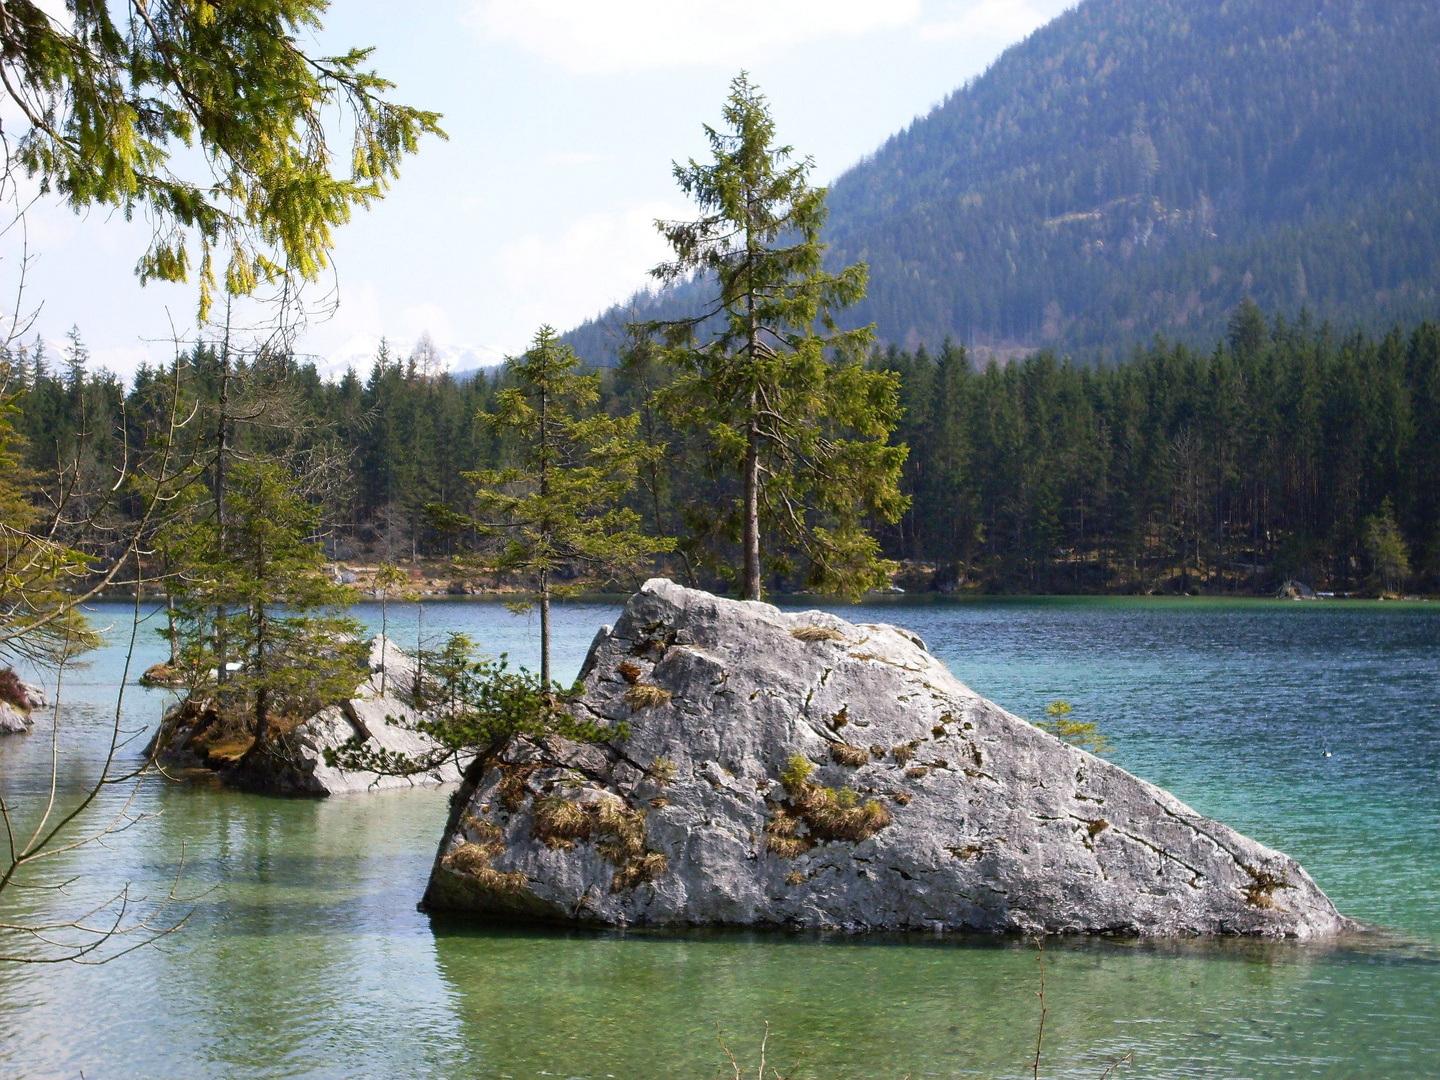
top-left (649, 73), bottom-right (908, 600)
top-left (1035, 701), bottom-right (1112, 756)
top-left (166, 461), bottom-right (367, 765)
top-left (327, 631), bottom-right (622, 779)
top-left (448, 326), bottom-right (671, 690)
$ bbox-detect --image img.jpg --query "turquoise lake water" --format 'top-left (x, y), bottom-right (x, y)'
top-left (0, 596), bottom-right (1436, 1078)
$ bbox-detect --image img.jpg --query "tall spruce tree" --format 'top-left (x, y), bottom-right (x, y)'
top-left (462, 326), bottom-right (670, 688)
top-left (651, 74), bottom-right (907, 600)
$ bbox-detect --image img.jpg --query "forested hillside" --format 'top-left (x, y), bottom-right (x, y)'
top-left (874, 307), bottom-right (1439, 593)
top-left (7, 307), bottom-right (1437, 595)
top-left (568, 0), bottom-right (1440, 362)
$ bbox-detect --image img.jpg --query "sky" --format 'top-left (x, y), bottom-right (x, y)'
top-left (6, 0), bottom-right (1074, 381)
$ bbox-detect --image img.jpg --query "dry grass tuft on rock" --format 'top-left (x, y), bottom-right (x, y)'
top-left (611, 852), bottom-right (667, 892)
top-left (529, 793), bottom-right (666, 890)
top-left (616, 661), bottom-right (642, 684)
top-left (765, 754), bottom-right (891, 856)
top-left (595, 800), bottom-right (647, 863)
top-left (461, 814), bottom-right (505, 854)
top-left (891, 742), bottom-right (918, 766)
top-left (441, 833), bottom-right (529, 896)
top-left (650, 755), bottom-right (677, 785)
top-left (790, 625), bottom-right (847, 643)
top-left (763, 809), bottom-right (814, 858)
top-left (625, 682), bottom-right (672, 710)
top-left (497, 764), bottom-right (538, 811)
top-left (1244, 867), bottom-right (1292, 909)
top-left (531, 797), bottom-right (591, 850)
top-left (829, 742), bottom-right (870, 767)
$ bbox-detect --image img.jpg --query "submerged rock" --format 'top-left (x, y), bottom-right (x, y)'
top-left (150, 636), bottom-right (464, 796)
top-left (425, 579), bottom-right (1351, 938)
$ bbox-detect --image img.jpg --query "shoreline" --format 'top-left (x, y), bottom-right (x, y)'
top-left (81, 587), bottom-right (1436, 607)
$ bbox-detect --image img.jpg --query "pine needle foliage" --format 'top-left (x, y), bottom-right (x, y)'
top-left (0, 378), bottom-right (98, 665)
top-left (327, 631), bottom-right (623, 778)
top-left (0, 0), bottom-right (445, 319)
top-left (166, 460), bottom-right (366, 756)
top-left (1035, 700), bottom-right (1112, 756)
top-left (456, 325), bottom-right (672, 687)
top-left (649, 73), bottom-right (908, 600)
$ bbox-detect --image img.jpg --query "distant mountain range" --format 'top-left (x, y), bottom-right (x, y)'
top-left (315, 333), bottom-right (503, 381)
top-left (568, 0), bottom-right (1440, 363)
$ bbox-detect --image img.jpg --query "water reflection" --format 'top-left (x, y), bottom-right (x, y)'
top-left (431, 924), bottom-right (1440, 1079)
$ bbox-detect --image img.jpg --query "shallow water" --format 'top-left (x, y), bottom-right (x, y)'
top-left (0, 595), bottom-right (1436, 1078)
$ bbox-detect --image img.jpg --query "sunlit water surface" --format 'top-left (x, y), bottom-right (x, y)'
top-left (0, 596), bottom-right (1436, 1078)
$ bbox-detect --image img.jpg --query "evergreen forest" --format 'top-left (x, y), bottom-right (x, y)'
top-left (8, 303), bottom-right (1438, 598)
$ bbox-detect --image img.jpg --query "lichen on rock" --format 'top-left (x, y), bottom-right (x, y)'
top-left (424, 579), bottom-right (1353, 938)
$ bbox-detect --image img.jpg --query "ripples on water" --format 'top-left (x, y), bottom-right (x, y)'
top-left (0, 596), bottom-right (1435, 1078)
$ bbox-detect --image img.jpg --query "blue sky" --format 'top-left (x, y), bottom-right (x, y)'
top-left (8, 0), bottom-right (1073, 380)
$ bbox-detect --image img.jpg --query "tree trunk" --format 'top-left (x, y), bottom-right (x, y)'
top-left (538, 373), bottom-right (554, 688)
top-left (379, 591), bottom-right (388, 697)
top-left (741, 212), bottom-right (762, 602)
top-left (415, 603), bottom-right (424, 704)
top-left (243, 603), bottom-right (269, 766)
top-left (214, 321), bottom-right (231, 690)
top-left (742, 416), bottom-right (761, 600)
top-left (166, 592), bottom-right (178, 665)
top-left (540, 567), bottom-right (551, 692)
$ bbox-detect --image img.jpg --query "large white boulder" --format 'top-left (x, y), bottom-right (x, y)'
top-left (425, 580), bottom-right (1351, 938)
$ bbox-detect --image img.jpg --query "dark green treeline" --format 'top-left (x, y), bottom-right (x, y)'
top-left (6, 311), bottom-right (1438, 595)
top-left (874, 310), bottom-right (1439, 593)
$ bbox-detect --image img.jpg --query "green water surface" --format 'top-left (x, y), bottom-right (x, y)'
top-left (0, 597), bottom-right (1435, 1078)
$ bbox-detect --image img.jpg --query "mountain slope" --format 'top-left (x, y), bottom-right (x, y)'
top-left (568, 0), bottom-right (1440, 361)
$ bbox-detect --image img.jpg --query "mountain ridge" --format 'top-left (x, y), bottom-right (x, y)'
top-left (566, 0), bottom-right (1440, 363)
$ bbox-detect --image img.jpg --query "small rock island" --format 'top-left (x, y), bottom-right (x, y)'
top-left (426, 579), bottom-right (1351, 938)
top-left (150, 636), bottom-right (461, 795)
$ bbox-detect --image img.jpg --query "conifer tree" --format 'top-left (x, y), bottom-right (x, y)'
top-left (167, 461), bottom-right (365, 765)
top-left (1363, 499), bottom-right (1411, 595)
top-left (651, 73), bottom-right (907, 600)
top-left (461, 326), bottom-right (670, 688)
top-left (0, 382), bottom-right (97, 666)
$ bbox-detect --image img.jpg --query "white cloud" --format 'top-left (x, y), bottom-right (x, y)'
top-left (920, 0), bottom-right (1053, 43)
top-left (492, 200), bottom-right (684, 338)
top-left (465, 0), bottom-right (923, 75)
